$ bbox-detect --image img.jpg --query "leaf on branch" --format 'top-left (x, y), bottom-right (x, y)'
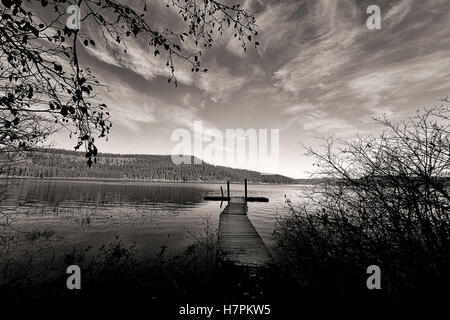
top-left (61, 106), bottom-right (68, 117)
top-left (1, 0), bottom-right (13, 9)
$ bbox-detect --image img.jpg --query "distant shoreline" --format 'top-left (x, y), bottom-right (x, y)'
top-left (3, 148), bottom-right (299, 184)
top-left (1, 176), bottom-right (305, 185)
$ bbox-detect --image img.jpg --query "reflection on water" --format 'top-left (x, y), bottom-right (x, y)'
top-left (0, 179), bottom-right (304, 257)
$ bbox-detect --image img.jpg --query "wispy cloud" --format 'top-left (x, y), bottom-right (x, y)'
top-left (282, 103), bottom-right (316, 115)
top-left (198, 63), bottom-right (248, 103)
top-left (84, 39), bottom-right (194, 85)
top-left (101, 80), bottom-right (200, 131)
top-left (384, 0), bottom-right (412, 27)
top-left (272, 0), bottom-right (362, 96)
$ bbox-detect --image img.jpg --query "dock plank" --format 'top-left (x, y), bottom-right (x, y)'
top-left (218, 197), bottom-right (271, 267)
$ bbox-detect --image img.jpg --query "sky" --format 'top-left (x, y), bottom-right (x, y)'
top-left (50, 0), bottom-right (450, 178)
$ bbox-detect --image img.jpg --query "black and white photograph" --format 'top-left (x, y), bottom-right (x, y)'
top-left (1, 0), bottom-right (450, 317)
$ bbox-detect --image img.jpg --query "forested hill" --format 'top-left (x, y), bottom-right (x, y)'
top-left (3, 148), bottom-right (296, 184)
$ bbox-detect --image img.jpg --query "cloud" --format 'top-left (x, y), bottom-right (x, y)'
top-left (101, 80), bottom-right (201, 131)
top-left (272, 0), bottom-right (362, 96)
top-left (384, 0), bottom-right (412, 27)
top-left (290, 109), bottom-right (358, 136)
top-left (198, 64), bottom-right (248, 103)
top-left (252, 0), bottom-right (302, 54)
top-left (265, 0), bottom-right (450, 140)
top-left (282, 103), bottom-right (316, 115)
top-left (182, 93), bottom-right (206, 110)
top-left (85, 35), bottom-right (251, 104)
top-left (347, 53), bottom-right (450, 111)
top-left (84, 39), bottom-right (194, 85)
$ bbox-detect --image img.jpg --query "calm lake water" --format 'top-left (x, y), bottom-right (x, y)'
top-left (0, 179), bottom-right (305, 260)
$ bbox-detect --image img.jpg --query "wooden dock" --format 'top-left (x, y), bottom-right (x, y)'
top-left (217, 197), bottom-right (271, 267)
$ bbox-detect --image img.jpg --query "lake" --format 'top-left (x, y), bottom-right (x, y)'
top-left (0, 179), bottom-right (305, 261)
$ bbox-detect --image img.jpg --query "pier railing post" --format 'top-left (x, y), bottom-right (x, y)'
top-left (227, 181), bottom-right (230, 201)
top-left (244, 179), bottom-right (247, 202)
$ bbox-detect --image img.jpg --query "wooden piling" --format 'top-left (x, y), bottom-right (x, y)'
top-left (244, 178), bottom-right (247, 202)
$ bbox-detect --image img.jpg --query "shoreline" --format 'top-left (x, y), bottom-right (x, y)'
top-left (1, 176), bottom-right (302, 186)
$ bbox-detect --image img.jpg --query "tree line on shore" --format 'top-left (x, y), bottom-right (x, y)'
top-left (2, 148), bottom-right (295, 184)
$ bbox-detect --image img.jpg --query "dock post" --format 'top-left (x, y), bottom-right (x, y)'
top-left (227, 181), bottom-right (230, 201)
top-left (244, 179), bottom-right (247, 202)
top-left (220, 186), bottom-right (224, 198)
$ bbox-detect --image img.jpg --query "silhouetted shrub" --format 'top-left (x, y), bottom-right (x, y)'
top-left (275, 105), bottom-right (450, 300)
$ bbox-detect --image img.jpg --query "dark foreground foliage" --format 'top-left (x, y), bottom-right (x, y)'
top-left (0, 234), bottom-right (399, 318)
top-left (1, 236), bottom-right (282, 318)
top-left (1, 235), bottom-right (433, 318)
